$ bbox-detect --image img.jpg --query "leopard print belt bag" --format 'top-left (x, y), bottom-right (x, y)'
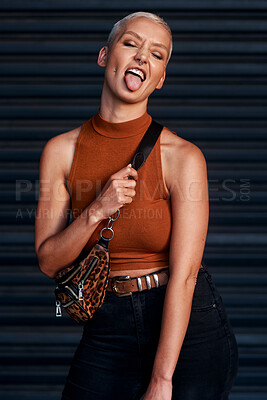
top-left (54, 119), bottom-right (164, 323)
top-left (55, 212), bottom-right (119, 323)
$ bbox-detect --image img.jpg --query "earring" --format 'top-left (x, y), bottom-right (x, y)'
top-left (114, 69), bottom-right (117, 72)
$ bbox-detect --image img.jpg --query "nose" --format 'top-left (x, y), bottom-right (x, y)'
top-left (134, 55), bottom-right (147, 66)
top-left (134, 48), bottom-right (148, 65)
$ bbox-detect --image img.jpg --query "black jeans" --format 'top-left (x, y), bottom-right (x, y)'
top-left (61, 266), bottom-right (239, 400)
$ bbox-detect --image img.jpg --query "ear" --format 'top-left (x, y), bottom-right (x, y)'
top-left (155, 69), bottom-right (166, 90)
top-left (97, 46), bottom-right (109, 68)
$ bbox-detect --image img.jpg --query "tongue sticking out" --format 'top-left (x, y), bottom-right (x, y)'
top-left (125, 72), bottom-right (143, 91)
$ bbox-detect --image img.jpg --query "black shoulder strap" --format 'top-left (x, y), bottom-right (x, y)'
top-left (97, 119), bottom-right (164, 248)
top-left (130, 119), bottom-right (207, 268)
top-left (131, 119), bottom-right (164, 171)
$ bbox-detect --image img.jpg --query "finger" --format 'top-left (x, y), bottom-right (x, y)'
top-left (112, 164), bottom-right (138, 181)
top-left (118, 189), bottom-right (135, 204)
top-left (115, 179), bottom-right (137, 188)
top-left (124, 164), bottom-right (138, 181)
top-left (121, 196), bottom-right (134, 205)
top-left (123, 188), bottom-right (136, 197)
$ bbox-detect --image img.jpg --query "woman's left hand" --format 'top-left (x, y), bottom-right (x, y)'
top-left (142, 377), bottom-right (172, 400)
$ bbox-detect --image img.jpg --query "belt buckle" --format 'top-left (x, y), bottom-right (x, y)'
top-left (111, 275), bottom-right (132, 297)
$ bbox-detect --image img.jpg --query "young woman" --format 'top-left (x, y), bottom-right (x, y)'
top-left (35, 11), bottom-right (239, 400)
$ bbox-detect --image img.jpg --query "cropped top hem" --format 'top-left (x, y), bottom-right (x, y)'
top-left (109, 261), bottom-right (170, 271)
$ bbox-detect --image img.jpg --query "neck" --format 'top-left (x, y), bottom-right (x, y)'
top-left (98, 80), bottom-right (148, 123)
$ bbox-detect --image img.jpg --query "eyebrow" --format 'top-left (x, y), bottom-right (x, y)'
top-left (120, 30), bottom-right (169, 53)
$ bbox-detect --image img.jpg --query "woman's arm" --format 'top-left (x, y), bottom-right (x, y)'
top-left (35, 135), bottom-right (104, 278)
top-left (143, 140), bottom-right (209, 399)
top-left (35, 135), bottom-right (138, 279)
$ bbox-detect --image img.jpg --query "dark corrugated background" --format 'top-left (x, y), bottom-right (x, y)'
top-left (1, 1), bottom-right (267, 399)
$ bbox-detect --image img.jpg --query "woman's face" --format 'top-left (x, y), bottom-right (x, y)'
top-left (97, 17), bottom-right (171, 104)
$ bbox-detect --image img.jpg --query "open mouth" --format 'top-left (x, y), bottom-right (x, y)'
top-left (124, 67), bottom-right (146, 91)
top-left (125, 68), bottom-right (146, 82)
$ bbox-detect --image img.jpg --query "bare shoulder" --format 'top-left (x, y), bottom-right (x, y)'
top-left (40, 125), bottom-right (82, 180)
top-left (160, 127), bottom-right (207, 192)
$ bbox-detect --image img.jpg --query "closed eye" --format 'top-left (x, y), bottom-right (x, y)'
top-left (123, 41), bottom-right (136, 47)
top-left (124, 41), bottom-right (163, 60)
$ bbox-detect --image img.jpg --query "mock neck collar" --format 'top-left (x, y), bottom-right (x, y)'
top-left (91, 109), bottom-right (152, 138)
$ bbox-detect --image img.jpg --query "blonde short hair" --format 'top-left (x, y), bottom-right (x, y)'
top-left (107, 11), bottom-right (173, 64)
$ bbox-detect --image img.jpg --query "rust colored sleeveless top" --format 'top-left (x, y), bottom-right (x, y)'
top-left (67, 109), bottom-right (171, 271)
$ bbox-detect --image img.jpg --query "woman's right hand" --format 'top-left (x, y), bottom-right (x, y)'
top-left (93, 164), bottom-right (138, 221)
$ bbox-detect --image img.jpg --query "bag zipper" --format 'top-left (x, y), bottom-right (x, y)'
top-left (56, 285), bottom-right (90, 319)
top-left (55, 284), bottom-right (78, 317)
top-left (65, 285), bottom-right (79, 300)
top-left (78, 256), bottom-right (99, 300)
top-left (58, 263), bottom-right (83, 285)
top-left (55, 300), bottom-right (62, 317)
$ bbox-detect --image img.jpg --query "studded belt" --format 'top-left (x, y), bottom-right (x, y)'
top-left (106, 267), bottom-right (169, 297)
